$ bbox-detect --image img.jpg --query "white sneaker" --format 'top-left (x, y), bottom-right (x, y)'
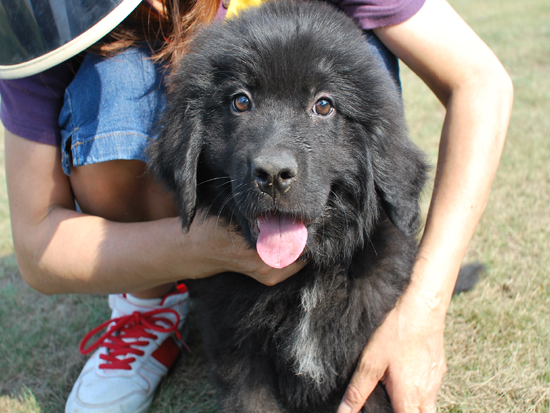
top-left (65, 285), bottom-right (190, 413)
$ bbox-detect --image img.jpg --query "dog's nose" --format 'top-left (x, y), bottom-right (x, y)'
top-left (252, 154), bottom-right (297, 198)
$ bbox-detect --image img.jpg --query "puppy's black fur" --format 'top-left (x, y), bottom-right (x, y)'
top-left (149, 2), bottom-right (431, 411)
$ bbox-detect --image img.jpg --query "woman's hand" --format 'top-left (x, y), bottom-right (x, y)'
top-left (337, 279), bottom-right (448, 413)
top-left (185, 212), bottom-right (305, 286)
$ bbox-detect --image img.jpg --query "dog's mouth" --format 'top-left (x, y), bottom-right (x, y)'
top-left (251, 213), bottom-right (308, 269)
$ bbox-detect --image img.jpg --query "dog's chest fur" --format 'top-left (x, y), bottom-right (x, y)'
top-left (188, 220), bottom-right (414, 410)
top-left (291, 278), bottom-right (331, 384)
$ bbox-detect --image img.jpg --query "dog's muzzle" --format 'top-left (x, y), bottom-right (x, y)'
top-left (252, 153), bottom-right (298, 199)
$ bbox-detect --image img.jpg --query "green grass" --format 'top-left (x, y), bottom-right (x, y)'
top-left (1, 0), bottom-right (549, 411)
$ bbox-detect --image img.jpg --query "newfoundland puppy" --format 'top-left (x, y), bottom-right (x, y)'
top-left (149, 1), bottom-right (454, 411)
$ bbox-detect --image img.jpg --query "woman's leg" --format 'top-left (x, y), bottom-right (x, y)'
top-left (69, 159), bottom-right (178, 298)
top-left (61, 47), bottom-right (189, 413)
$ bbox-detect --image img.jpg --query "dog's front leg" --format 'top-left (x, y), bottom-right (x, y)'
top-left (359, 383), bottom-right (393, 413)
top-left (210, 354), bottom-right (284, 413)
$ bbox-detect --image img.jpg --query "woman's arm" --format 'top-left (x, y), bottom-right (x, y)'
top-left (338, 0), bottom-right (513, 412)
top-left (5, 130), bottom-right (301, 295)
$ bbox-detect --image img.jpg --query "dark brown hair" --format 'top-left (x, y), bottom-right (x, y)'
top-left (89, 0), bottom-right (221, 66)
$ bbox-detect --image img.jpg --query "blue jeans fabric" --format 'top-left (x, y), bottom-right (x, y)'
top-left (58, 34), bottom-right (399, 176)
top-left (59, 47), bottom-right (167, 175)
top-left (365, 30), bottom-right (401, 90)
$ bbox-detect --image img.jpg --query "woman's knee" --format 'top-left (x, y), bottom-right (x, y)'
top-left (69, 159), bottom-right (177, 222)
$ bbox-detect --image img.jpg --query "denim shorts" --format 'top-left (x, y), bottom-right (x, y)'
top-left (59, 47), bottom-right (167, 175)
top-left (365, 30), bottom-right (401, 90)
top-left (58, 33), bottom-right (398, 176)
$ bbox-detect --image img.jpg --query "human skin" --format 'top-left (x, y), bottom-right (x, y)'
top-left (4, 137), bottom-right (303, 295)
top-left (336, 0), bottom-right (513, 412)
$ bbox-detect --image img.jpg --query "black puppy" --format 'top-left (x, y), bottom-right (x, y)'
top-left (150, 1), bottom-right (431, 411)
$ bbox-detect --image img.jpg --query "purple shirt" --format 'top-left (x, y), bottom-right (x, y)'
top-left (0, 0), bottom-right (425, 146)
top-left (0, 60), bottom-right (77, 146)
top-left (329, 0), bottom-right (424, 29)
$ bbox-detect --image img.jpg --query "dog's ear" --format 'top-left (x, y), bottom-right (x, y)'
top-left (148, 101), bottom-right (203, 230)
top-left (370, 122), bottom-right (429, 236)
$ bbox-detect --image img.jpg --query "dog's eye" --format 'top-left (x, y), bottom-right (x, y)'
top-left (232, 94), bottom-right (251, 112)
top-left (313, 98), bottom-right (333, 116)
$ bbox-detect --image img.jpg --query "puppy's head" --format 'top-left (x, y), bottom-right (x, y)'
top-left (148, 1), bottom-right (428, 268)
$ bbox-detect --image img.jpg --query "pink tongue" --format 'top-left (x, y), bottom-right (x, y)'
top-left (257, 215), bottom-right (308, 269)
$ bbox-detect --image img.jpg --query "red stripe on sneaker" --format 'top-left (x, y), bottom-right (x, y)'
top-left (160, 283), bottom-right (188, 305)
top-left (152, 337), bottom-right (181, 368)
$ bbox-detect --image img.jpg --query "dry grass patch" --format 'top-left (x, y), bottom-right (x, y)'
top-left (0, 390), bottom-right (41, 413)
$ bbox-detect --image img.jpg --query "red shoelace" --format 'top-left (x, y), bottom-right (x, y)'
top-left (79, 308), bottom-right (186, 370)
